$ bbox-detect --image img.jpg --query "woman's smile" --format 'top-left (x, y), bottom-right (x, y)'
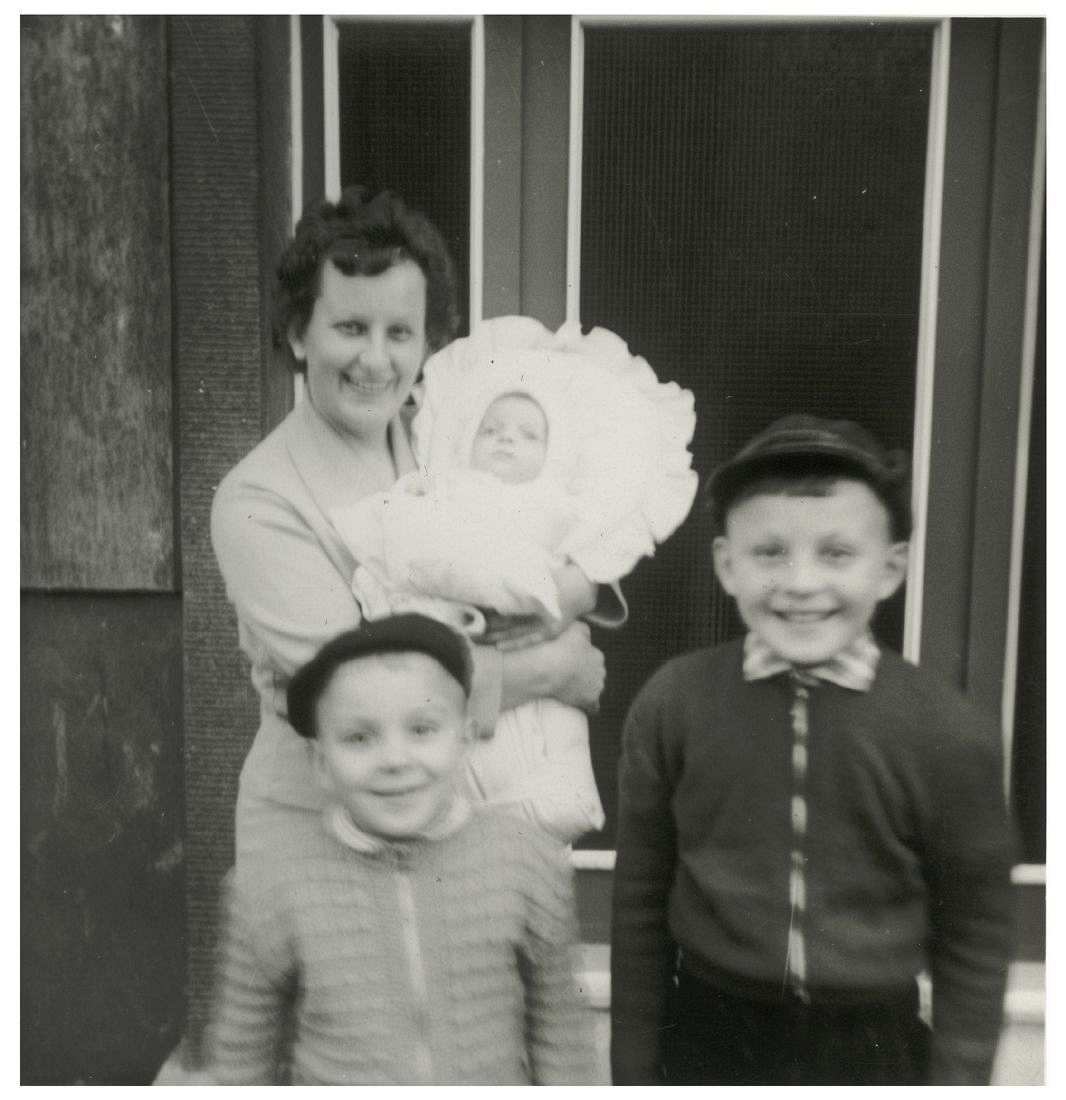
top-left (341, 371), bottom-right (394, 395)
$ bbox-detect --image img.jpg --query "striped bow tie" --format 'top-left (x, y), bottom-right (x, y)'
top-left (742, 632), bottom-right (880, 692)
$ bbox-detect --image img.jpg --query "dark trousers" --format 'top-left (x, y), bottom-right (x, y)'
top-left (662, 965), bottom-right (931, 1085)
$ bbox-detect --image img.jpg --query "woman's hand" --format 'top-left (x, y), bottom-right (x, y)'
top-left (499, 622), bottom-right (606, 714)
top-left (485, 563), bottom-right (599, 651)
top-left (548, 622), bottom-right (607, 712)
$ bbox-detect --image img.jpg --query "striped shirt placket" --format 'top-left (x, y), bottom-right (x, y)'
top-left (740, 631), bottom-right (880, 1003)
top-left (785, 673), bottom-right (814, 1003)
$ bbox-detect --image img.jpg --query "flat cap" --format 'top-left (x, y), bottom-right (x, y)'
top-left (707, 414), bottom-right (910, 536)
top-left (287, 613), bottom-right (474, 739)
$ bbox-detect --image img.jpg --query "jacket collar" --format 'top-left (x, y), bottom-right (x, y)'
top-left (742, 631), bottom-right (880, 692)
top-left (325, 793), bottom-right (472, 857)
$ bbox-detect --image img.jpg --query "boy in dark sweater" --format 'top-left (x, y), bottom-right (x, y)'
top-left (610, 415), bottom-right (1015, 1086)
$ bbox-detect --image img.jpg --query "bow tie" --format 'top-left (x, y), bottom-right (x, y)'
top-left (742, 632), bottom-right (880, 692)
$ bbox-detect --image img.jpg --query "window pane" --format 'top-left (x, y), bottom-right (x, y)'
top-left (337, 21), bottom-right (470, 333)
top-left (579, 24), bottom-right (931, 841)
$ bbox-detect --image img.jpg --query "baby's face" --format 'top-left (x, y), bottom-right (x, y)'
top-left (469, 393), bottom-right (548, 484)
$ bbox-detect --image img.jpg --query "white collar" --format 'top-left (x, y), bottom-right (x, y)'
top-left (325, 794), bottom-right (472, 856)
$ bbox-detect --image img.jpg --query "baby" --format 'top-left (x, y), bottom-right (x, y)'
top-left (331, 316), bottom-right (698, 844)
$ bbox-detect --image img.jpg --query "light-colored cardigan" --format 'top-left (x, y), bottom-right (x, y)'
top-left (210, 398), bottom-right (504, 823)
top-left (206, 805), bottom-right (598, 1084)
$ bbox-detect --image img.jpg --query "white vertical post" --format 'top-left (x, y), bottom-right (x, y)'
top-left (566, 16), bottom-right (585, 326)
top-left (323, 16), bottom-right (340, 201)
top-left (903, 19), bottom-right (951, 665)
top-left (469, 16), bottom-right (485, 329)
top-left (290, 14), bottom-right (303, 230)
top-left (291, 15), bottom-right (305, 406)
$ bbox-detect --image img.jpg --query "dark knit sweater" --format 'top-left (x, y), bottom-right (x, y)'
top-left (206, 806), bottom-right (596, 1084)
top-left (610, 638), bottom-right (1015, 1085)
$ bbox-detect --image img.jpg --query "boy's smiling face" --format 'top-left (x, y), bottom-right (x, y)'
top-left (312, 651), bottom-right (472, 841)
top-left (712, 479), bottom-right (908, 667)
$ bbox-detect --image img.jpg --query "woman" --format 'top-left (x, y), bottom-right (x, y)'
top-left (210, 187), bottom-right (614, 858)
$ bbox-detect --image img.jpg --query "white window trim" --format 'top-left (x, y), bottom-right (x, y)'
top-left (323, 16), bottom-right (340, 201)
top-left (469, 15), bottom-right (485, 329)
top-left (571, 849), bottom-right (1045, 887)
top-left (291, 14), bottom-right (306, 406)
top-left (903, 18), bottom-right (951, 667)
top-left (289, 14), bottom-right (303, 231)
top-left (565, 18), bottom-right (584, 327)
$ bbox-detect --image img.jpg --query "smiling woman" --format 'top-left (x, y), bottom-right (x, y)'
top-left (208, 186), bottom-right (610, 866)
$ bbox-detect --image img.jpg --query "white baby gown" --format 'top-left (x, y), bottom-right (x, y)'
top-left (330, 315), bottom-right (698, 844)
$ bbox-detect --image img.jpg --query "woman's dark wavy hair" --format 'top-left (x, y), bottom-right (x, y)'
top-left (273, 187), bottom-right (460, 366)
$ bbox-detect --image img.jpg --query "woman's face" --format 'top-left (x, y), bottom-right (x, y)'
top-left (289, 259), bottom-right (428, 443)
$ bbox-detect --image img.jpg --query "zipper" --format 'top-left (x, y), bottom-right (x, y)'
top-left (394, 867), bottom-right (434, 1083)
top-left (783, 678), bottom-right (811, 1003)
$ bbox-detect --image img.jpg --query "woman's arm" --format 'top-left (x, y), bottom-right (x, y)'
top-left (211, 479), bottom-right (363, 679)
top-left (485, 563), bottom-right (627, 650)
top-left (497, 622), bottom-right (606, 714)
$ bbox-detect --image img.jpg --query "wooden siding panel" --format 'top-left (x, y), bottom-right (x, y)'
top-left (21, 593), bottom-right (185, 1083)
top-left (21, 15), bottom-right (174, 591)
top-left (169, 14), bottom-right (269, 1048)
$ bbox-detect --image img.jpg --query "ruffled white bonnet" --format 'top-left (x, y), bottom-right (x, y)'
top-left (413, 316), bottom-right (699, 579)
